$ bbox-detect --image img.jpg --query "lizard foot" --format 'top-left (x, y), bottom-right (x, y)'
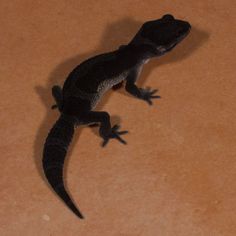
top-left (101, 125), bottom-right (128, 147)
top-left (140, 88), bottom-right (161, 105)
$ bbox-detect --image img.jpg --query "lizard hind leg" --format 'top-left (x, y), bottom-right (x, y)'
top-left (80, 111), bottom-right (128, 147)
top-left (51, 85), bottom-right (63, 112)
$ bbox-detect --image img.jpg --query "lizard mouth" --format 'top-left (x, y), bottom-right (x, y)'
top-left (166, 27), bottom-right (191, 51)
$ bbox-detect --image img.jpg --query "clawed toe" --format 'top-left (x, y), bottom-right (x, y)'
top-left (101, 125), bottom-right (128, 147)
top-left (140, 87), bottom-right (161, 105)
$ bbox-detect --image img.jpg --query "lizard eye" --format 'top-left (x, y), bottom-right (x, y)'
top-left (162, 14), bottom-right (174, 21)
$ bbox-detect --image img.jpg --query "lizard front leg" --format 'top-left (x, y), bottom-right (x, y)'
top-left (125, 67), bottom-right (161, 105)
top-left (80, 111), bottom-right (128, 147)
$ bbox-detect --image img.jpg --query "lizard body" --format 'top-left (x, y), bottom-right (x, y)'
top-left (43, 14), bottom-right (191, 219)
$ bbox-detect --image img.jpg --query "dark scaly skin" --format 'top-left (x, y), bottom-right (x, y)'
top-left (43, 14), bottom-right (191, 219)
top-left (43, 115), bottom-right (84, 218)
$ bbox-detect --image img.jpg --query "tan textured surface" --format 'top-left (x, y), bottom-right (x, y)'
top-left (0, 1), bottom-right (236, 235)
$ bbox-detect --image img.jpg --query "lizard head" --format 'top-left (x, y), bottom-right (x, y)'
top-left (130, 14), bottom-right (191, 55)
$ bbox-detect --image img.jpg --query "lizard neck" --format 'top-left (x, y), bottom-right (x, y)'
top-left (118, 44), bottom-right (157, 63)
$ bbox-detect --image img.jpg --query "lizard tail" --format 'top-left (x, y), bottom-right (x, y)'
top-left (42, 114), bottom-right (84, 219)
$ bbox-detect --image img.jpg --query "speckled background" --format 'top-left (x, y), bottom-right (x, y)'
top-left (0, 1), bottom-right (235, 235)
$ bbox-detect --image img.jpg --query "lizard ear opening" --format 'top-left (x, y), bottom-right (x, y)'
top-left (162, 14), bottom-right (174, 21)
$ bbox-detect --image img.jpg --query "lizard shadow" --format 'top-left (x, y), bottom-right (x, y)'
top-left (34, 17), bottom-right (209, 203)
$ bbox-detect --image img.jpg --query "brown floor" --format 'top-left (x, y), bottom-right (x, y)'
top-left (1, 1), bottom-right (236, 235)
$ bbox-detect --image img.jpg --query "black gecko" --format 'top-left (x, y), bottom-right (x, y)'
top-left (43, 14), bottom-right (191, 219)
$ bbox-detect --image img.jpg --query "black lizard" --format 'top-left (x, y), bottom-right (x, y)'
top-left (43, 14), bottom-right (191, 219)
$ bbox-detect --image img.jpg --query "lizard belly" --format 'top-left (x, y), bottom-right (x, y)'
top-left (86, 71), bottom-right (129, 109)
top-left (98, 71), bottom-right (129, 93)
top-left (65, 71), bottom-right (128, 110)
